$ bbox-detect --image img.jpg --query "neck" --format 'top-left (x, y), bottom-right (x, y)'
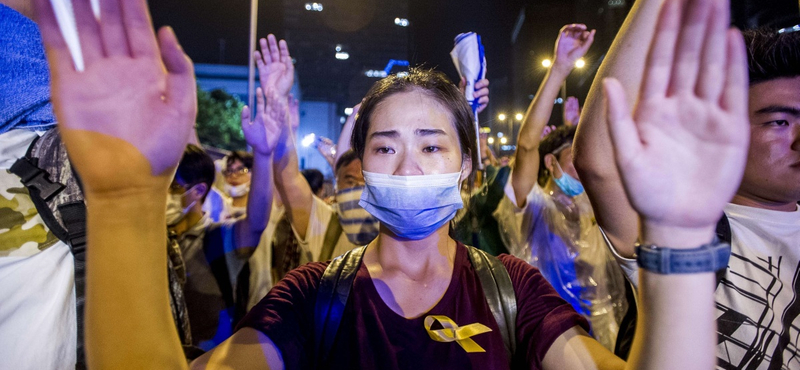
top-left (231, 195), bottom-right (247, 207)
top-left (367, 225), bottom-right (456, 281)
top-left (168, 209), bottom-right (204, 238)
top-left (731, 193), bottom-right (798, 212)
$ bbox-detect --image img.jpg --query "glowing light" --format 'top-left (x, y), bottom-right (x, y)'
top-left (487, 137), bottom-right (495, 144)
top-left (335, 52), bottom-right (349, 60)
top-left (344, 107), bottom-right (354, 116)
top-left (396, 71), bottom-right (409, 78)
top-left (335, 45), bottom-right (342, 52)
top-left (575, 59), bottom-right (586, 68)
top-left (500, 137), bottom-right (508, 144)
top-left (394, 18), bottom-right (409, 27)
top-left (497, 132), bottom-right (504, 138)
top-left (498, 113), bottom-right (507, 121)
top-left (515, 113), bottom-right (524, 121)
top-left (305, 3), bottom-right (323, 11)
top-left (301, 133), bottom-right (316, 147)
top-left (365, 70), bottom-right (388, 78)
top-left (541, 59), bottom-right (552, 68)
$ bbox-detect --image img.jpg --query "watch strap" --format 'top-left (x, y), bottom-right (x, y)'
top-left (636, 241), bottom-right (731, 274)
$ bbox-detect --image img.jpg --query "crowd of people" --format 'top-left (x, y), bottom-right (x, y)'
top-left (1, 0), bottom-right (798, 369)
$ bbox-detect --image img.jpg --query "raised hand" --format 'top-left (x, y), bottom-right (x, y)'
top-left (540, 125), bottom-right (557, 139)
top-left (34, 0), bottom-right (196, 193)
top-left (459, 77), bottom-right (490, 113)
top-left (255, 34), bottom-right (295, 97)
top-left (603, 0), bottom-right (749, 245)
top-left (242, 87), bottom-right (285, 156)
top-left (563, 96), bottom-right (580, 126)
top-left (553, 24), bottom-right (595, 72)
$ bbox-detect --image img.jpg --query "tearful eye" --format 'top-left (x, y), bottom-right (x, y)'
top-left (765, 120), bottom-right (790, 127)
top-left (423, 146), bottom-right (439, 153)
top-left (376, 147), bottom-right (395, 154)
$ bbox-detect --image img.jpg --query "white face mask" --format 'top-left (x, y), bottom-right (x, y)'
top-left (224, 182), bottom-right (250, 198)
top-left (359, 171), bottom-right (464, 240)
top-left (166, 186), bottom-right (198, 226)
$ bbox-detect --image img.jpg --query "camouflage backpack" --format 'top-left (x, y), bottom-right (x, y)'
top-left (9, 128), bottom-right (196, 368)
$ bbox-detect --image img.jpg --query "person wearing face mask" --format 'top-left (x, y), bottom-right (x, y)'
top-left (221, 151), bottom-right (253, 219)
top-left (505, 24), bottom-right (627, 351)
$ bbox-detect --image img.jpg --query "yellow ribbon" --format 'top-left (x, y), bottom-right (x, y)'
top-left (423, 315), bottom-right (492, 353)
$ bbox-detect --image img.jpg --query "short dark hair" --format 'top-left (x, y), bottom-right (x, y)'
top-left (538, 125), bottom-right (577, 186)
top-left (176, 144), bottom-right (216, 201)
top-left (744, 27), bottom-right (800, 85)
top-left (301, 168), bottom-right (325, 195)
top-left (226, 150), bottom-right (254, 169)
top-left (334, 149), bottom-right (361, 175)
top-left (350, 68), bottom-right (478, 188)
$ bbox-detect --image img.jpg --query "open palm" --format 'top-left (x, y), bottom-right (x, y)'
top-left (35, 0), bottom-right (196, 193)
top-left (553, 24), bottom-right (595, 70)
top-left (242, 87), bottom-right (285, 156)
top-left (604, 0), bottom-right (749, 229)
top-left (256, 35), bottom-right (294, 97)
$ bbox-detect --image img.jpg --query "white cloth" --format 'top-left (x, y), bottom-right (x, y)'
top-left (294, 195), bottom-right (359, 264)
top-left (246, 202), bottom-right (283, 309)
top-left (0, 129), bottom-right (76, 369)
top-left (609, 203), bottom-right (800, 370)
top-left (450, 32), bottom-right (486, 107)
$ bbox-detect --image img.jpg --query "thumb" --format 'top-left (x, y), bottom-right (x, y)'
top-left (159, 27), bottom-right (195, 105)
top-left (603, 78), bottom-right (641, 163)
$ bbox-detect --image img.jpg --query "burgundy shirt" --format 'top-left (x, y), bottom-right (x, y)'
top-left (239, 244), bottom-right (588, 369)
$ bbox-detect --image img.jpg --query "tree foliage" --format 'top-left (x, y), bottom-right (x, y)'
top-left (196, 88), bottom-right (247, 151)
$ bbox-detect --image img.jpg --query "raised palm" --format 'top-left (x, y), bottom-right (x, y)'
top-left (35, 0), bottom-right (196, 193)
top-left (553, 24), bottom-right (595, 70)
top-left (243, 87), bottom-right (285, 156)
top-left (604, 0), bottom-right (749, 229)
top-left (256, 35), bottom-right (294, 97)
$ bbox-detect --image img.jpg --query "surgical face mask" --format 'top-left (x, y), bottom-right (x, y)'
top-left (224, 182), bottom-right (250, 198)
top-left (166, 186), bottom-right (198, 226)
top-left (334, 186), bottom-right (380, 245)
top-left (359, 171), bottom-right (464, 240)
top-left (552, 160), bottom-right (584, 197)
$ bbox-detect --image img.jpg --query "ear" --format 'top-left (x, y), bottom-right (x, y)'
top-left (460, 153), bottom-right (473, 184)
top-left (190, 183), bottom-right (208, 200)
top-left (544, 153), bottom-right (559, 177)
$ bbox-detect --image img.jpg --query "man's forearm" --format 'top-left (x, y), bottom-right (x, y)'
top-left (272, 136), bottom-right (313, 240)
top-left (237, 151), bottom-right (273, 248)
top-left (85, 190), bottom-right (187, 370)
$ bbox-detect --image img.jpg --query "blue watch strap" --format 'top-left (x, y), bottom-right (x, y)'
top-left (635, 242), bottom-right (731, 274)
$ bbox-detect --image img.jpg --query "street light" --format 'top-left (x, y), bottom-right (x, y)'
top-left (487, 137), bottom-right (495, 144)
top-left (575, 58), bottom-right (586, 68)
top-left (500, 137), bottom-right (508, 144)
top-left (498, 113), bottom-right (507, 121)
top-left (541, 59), bottom-right (552, 68)
top-left (515, 113), bottom-right (524, 121)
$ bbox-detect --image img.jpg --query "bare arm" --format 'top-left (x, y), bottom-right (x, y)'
top-left (34, 0), bottom-right (196, 367)
top-left (572, 0), bottom-right (664, 257)
top-left (335, 103), bottom-right (360, 162)
top-left (512, 24), bottom-right (594, 207)
top-left (190, 328), bottom-right (281, 370)
top-left (544, 0), bottom-right (748, 368)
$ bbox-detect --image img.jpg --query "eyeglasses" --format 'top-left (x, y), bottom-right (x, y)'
top-left (223, 167), bottom-right (250, 177)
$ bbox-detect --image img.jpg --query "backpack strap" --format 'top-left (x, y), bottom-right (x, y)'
top-left (465, 245), bottom-right (517, 360)
top-left (314, 246), bottom-right (366, 366)
top-left (318, 214), bottom-right (343, 262)
top-left (714, 213), bottom-right (731, 288)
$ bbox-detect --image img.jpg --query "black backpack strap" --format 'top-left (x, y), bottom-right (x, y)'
top-left (319, 215), bottom-right (343, 262)
top-left (314, 246), bottom-right (366, 366)
top-left (714, 213), bottom-right (732, 288)
top-left (465, 245), bottom-right (517, 360)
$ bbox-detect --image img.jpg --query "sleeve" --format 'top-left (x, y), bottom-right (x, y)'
top-left (236, 261), bottom-right (330, 369)
top-left (205, 221), bottom-right (249, 287)
top-left (498, 254), bottom-right (590, 370)
top-left (598, 226), bottom-right (639, 291)
top-left (291, 195), bottom-right (336, 263)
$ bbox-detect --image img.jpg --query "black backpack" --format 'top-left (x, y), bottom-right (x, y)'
top-left (613, 215), bottom-right (732, 359)
top-left (312, 244), bottom-right (518, 367)
top-left (8, 128), bottom-right (196, 367)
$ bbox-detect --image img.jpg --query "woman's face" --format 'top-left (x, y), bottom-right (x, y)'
top-left (361, 90), bottom-right (471, 180)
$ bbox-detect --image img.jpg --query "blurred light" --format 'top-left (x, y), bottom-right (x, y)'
top-left (541, 59), bottom-right (552, 68)
top-left (501, 145), bottom-right (516, 151)
top-left (497, 132), bottom-right (504, 138)
top-left (344, 107), bottom-right (354, 116)
top-left (555, 97), bottom-right (563, 104)
top-left (301, 133), bottom-right (316, 147)
top-left (335, 45), bottom-right (342, 52)
top-left (515, 113), bottom-right (524, 121)
top-left (498, 113), bottom-right (507, 121)
top-left (339, 116), bottom-right (346, 124)
top-left (394, 18), bottom-right (409, 27)
top-left (305, 3), bottom-right (323, 11)
top-left (575, 58), bottom-right (586, 68)
top-left (335, 52), bottom-right (349, 60)
top-left (487, 137), bottom-right (495, 144)
top-left (365, 70), bottom-right (388, 78)
top-left (500, 137), bottom-right (508, 144)
top-left (330, 147), bottom-right (337, 155)
top-left (396, 71), bottom-right (409, 78)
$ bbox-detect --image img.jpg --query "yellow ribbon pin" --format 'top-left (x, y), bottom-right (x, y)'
top-left (423, 315), bottom-right (492, 353)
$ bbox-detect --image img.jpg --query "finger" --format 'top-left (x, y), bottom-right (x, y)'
top-left (121, 0), bottom-right (159, 57)
top-left (474, 87), bottom-right (490, 99)
top-left (604, 78), bottom-right (642, 162)
top-left (721, 29), bottom-right (748, 118)
top-left (33, 0), bottom-right (75, 75)
top-left (258, 38), bottom-right (271, 64)
top-left (242, 105), bottom-right (251, 127)
top-left (159, 27), bottom-right (195, 104)
top-left (254, 50), bottom-right (268, 80)
top-left (474, 79), bottom-right (489, 89)
top-left (668, 0), bottom-right (714, 94)
top-left (478, 96), bottom-right (489, 106)
top-left (640, 0), bottom-right (682, 99)
top-left (257, 87), bottom-right (266, 115)
top-left (99, 0), bottom-right (130, 56)
top-left (73, 0), bottom-right (103, 65)
top-left (696, 0), bottom-right (729, 101)
top-left (268, 34), bottom-right (281, 65)
top-left (279, 39), bottom-right (292, 66)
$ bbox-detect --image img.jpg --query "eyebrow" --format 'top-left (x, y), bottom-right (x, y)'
top-left (369, 130), bottom-right (399, 139)
top-left (415, 128), bottom-right (447, 136)
top-left (754, 105), bottom-right (800, 116)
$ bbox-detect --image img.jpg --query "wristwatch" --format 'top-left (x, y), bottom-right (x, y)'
top-left (635, 240), bottom-right (731, 274)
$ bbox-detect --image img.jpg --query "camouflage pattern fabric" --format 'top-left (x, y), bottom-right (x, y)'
top-left (0, 172), bottom-right (59, 257)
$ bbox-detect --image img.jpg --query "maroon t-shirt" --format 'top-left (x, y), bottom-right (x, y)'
top-left (238, 244), bottom-right (588, 369)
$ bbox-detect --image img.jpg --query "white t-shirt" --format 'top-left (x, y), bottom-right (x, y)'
top-left (0, 129), bottom-right (76, 369)
top-left (294, 195), bottom-right (359, 264)
top-left (246, 202), bottom-right (282, 309)
top-left (613, 202), bottom-right (800, 370)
